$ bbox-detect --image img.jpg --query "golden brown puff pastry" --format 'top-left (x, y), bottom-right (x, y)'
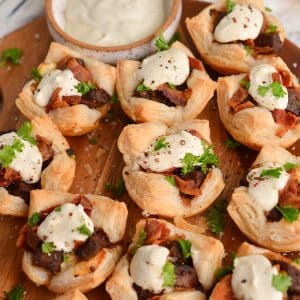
top-left (186, 0), bottom-right (285, 75)
top-left (118, 120), bottom-right (225, 217)
top-left (53, 289), bottom-right (87, 300)
top-left (210, 242), bottom-right (300, 300)
top-left (227, 145), bottom-right (300, 252)
top-left (106, 218), bottom-right (224, 299)
top-left (0, 115), bottom-right (75, 218)
top-left (16, 42), bottom-right (116, 136)
top-left (116, 41), bottom-right (216, 126)
top-left (21, 189), bottom-right (128, 293)
top-left (217, 57), bottom-right (300, 150)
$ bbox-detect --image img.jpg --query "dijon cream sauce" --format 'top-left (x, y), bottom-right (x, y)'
top-left (64, 0), bottom-right (166, 47)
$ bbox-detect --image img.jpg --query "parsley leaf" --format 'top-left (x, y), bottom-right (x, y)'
top-left (162, 261), bottom-right (176, 287)
top-left (165, 175), bottom-right (176, 187)
top-left (265, 6), bottom-right (272, 12)
top-left (4, 284), bottom-right (25, 300)
top-left (27, 212), bottom-right (40, 227)
top-left (0, 48), bottom-right (22, 67)
top-left (155, 34), bottom-right (170, 51)
top-left (31, 67), bottom-right (42, 82)
top-left (110, 94), bottom-right (119, 104)
top-left (105, 178), bottom-right (125, 197)
top-left (167, 82), bottom-right (177, 90)
top-left (89, 137), bottom-right (98, 145)
top-left (215, 266), bottom-right (233, 281)
top-left (266, 24), bottom-right (278, 34)
top-left (243, 45), bottom-right (252, 56)
top-left (226, 0), bottom-right (236, 14)
top-left (177, 239), bottom-right (192, 260)
top-left (54, 206), bottom-right (61, 212)
top-left (270, 81), bottom-right (287, 98)
top-left (77, 224), bottom-right (92, 237)
top-left (131, 229), bottom-right (147, 254)
top-left (240, 77), bottom-right (250, 90)
top-left (294, 258), bottom-right (300, 265)
top-left (169, 32), bottom-right (181, 45)
top-left (74, 82), bottom-right (96, 95)
top-left (260, 167), bottom-right (282, 178)
top-left (42, 242), bottom-right (55, 254)
top-left (136, 82), bottom-right (151, 92)
top-left (276, 206), bottom-right (299, 223)
top-left (0, 139), bottom-right (24, 168)
top-left (17, 121), bottom-right (36, 145)
top-left (63, 252), bottom-right (70, 263)
top-left (225, 138), bottom-right (241, 149)
top-left (206, 200), bottom-right (227, 235)
top-left (154, 137), bottom-right (168, 151)
top-left (284, 162), bottom-right (298, 171)
top-left (272, 272), bottom-right (292, 293)
top-left (258, 85), bottom-right (269, 96)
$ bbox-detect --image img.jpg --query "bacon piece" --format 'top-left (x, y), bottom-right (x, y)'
top-left (281, 71), bottom-right (293, 88)
top-left (72, 195), bottom-right (93, 216)
top-left (189, 129), bottom-right (202, 140)
top-left (244, 39), bottom-right (255, 47)
top-left (272, 109), bottom-right (300, 137)
top-left (65, 57), bottom-right (93, 83)
top-left (36, 135), bottom-right (54, 162)
top-left (0, 167), bottom-right (21, 187)
top-left (272, 72), bottom-right (282, 84)
top-left (46, 87), bottom-right (69, 112)
top-left (210, 275), bottom-right (235, 300)
top-left (279, 171), bottom-right (300, 208)
top-left (157, 83), bottom-right (192, 106)
top-left (188, 56), bottom-right (204, 71)
top-left (144, 219), bottom-right (170, 245)
top-left (61, 95), bottom-right (82, 106)
top-left (228, 87), bottom-right (255, 113)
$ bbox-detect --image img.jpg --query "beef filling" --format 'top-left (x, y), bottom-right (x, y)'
top-left (81, 87), bottom-right (111, 108)
top-left (134, 284), bottom-right (156, 300)
top-left (266, 207), bottom-right (282, 222)
top-left (286, 88), bottom-right (300, 116)
top-left (174, 264), bottom-right (198, 289)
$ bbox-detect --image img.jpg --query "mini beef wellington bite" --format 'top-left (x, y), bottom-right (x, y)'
top-left (186, 0), bottom-right (285, 74)
top-left (106, 218), bottom-right (224, 299)
top-left (210, 242), bottom-right (300, 300)
top-left (53, 290), bottom-right (87, 300)
top-left (117, 39), bottom-right (216, 125)
top-left (217, 58), bottom-right (300, 150)
top-left (17, 189), bottom-right (128, 293)
top-left (0, 115), bottom-right (75, 217)
top-left (16, 42), bottom-right (115, 136)
top-left (227, 145), bottom-right (300, 252)
top-left (118, 120), bottom-right (225, 217)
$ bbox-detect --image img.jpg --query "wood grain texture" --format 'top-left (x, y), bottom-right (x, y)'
top-left (0, 1), bottom-right (299, 299)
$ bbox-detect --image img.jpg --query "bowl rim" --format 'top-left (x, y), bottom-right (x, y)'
top-left (45, 0), bottom-right (181, 52)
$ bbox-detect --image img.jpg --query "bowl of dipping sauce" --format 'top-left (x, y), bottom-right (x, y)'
top-left (46, 0), bottom-right (182, 64)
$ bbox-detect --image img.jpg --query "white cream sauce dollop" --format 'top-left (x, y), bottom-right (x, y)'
top-left (37, 203), bottom-right (94, 252)
top-left (136, 48), bottom-right (190, 90)
top-left (232, 255), bottom-right (282, 300)
top-left (34, 69), bottom-right (81, 107)
top-left (0, 132), bottom-right (42, 184)
top-left (247, 162), bottom-right (290, 211)
top-left (214, 4), bottom-right (263, 43)
top-left (138, 130), bottom-right (204, 172)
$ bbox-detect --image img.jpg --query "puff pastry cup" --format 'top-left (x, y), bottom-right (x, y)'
top-left (217, 58), bottom-right (300, 150)
top-left (106, 218), bottom-right (224, 300)
top-left (116, 41), bottom-right (216, 125)
top-left (0, 115), bottom-right (75, 218)
top-left (118, 120), bottom-right (225, 217)
top-left (53, 290), bottom-right (87, 300)
top-left (18, 189), bottom-right (128, 293)
top-left (186, 0), bottom-right (285, 74)
top-left (227, 145), bottom-right (300, 252)
top-left (210, 242), bottom-right (300, 299)
top-left (16, 42), bottom-right (116, 136)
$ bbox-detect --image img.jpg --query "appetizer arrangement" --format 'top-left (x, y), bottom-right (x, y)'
top-left (0, 0), bottom-right (299, 299)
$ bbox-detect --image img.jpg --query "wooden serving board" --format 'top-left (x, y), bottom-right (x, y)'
top-left (0, 1), bottom-right (299, 299)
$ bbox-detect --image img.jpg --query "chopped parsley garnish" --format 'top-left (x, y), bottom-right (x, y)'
top-left (0, 139), bottom-right (24, 168)
top-left (131, 229), bottom-right (147, 254)
top-left (181, 141), bottom-right (219, 176)
top-left (283, 162), bottom-right (298, 171)
top-left (31, 67), bottom-right (42, 82)
top-left (294, 258), bottom-right (300, 265)
top-left (226, 0), bottom-right (236, 14)
top-left (165, 175), bottom-right (176, 187)
top-left (265, 6), bottom-right (272, 12)
top-left (206, 200), bottom-right (227, 235)
top-left (136, 82), bottom-right (151, 92)
top-left (105, 177), bottom-right (125, 198)
top-left (270, 81), bottom-right (287, 98)
top-left (110, 94), bottom-right (119, 104)
top-left (4, 284), bottom-right (25, 300)
top-left (265, 24), bottom-right (278, 34)
top-left (155, 34), bottom-right (170, 51)
top-left (74, 82), bottom-right (96, 95)
top-left (89, 137), bottom-right (98, 145)
top-left (28, 212), bottom-right (40, 227)
top-left (162, 261), bottom-right (176, 287)
top-left (258, 85), bottom-right (269, 97)
top-left (215, 266), bottom-right (233, 281)
top-left (243, 45), bottom-right (252, 56)
top-left (77, 224), bottom-right (92, 237)
top-left (225, 138), bottom-right (241, 149)
top-left (276, 206), bottom-right (299, 223)
top-left (63, 252), bottom-right (70, 263)
top-left (167, 82), bottom-right (177, 90)
top-left (0, 48), bottom-right (22, 67)
top-left (260, 167), bottom-right (282, 178)
top-left (154, 137), bottom-right (168, 151)
top-left (240, 77), bottom-right (250, 90)
top-left (41, 242), bottom-right (55, 254)
top-left (177, 239), bottom-right (192, 260)
top-left (66, 148), bottom-right (76, 159)
top-left (17, 121), bottom-right (36, 145)
top-left (54, 206), bottom-right (61, 212)
top-left (272, 272), bottom-right (292, 293)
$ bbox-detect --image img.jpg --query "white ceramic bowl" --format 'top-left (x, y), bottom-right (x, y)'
top-left (46, 0), bottom-right (182, 65)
